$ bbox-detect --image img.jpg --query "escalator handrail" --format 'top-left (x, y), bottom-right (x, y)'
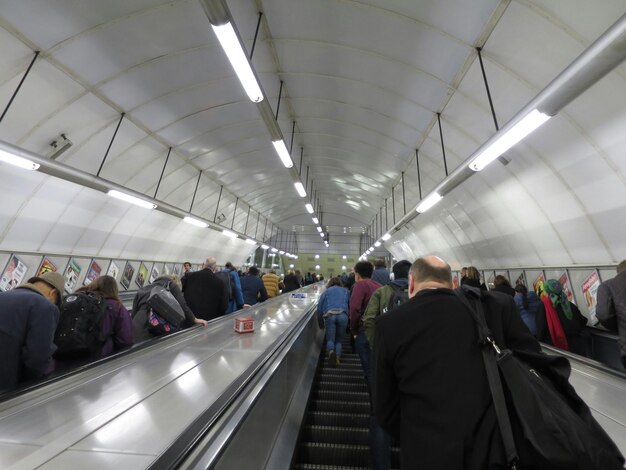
top-left (541, 343), bottom-right (626, 380)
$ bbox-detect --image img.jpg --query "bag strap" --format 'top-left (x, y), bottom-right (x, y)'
top-left (454, 288), bottom-right (519, 469)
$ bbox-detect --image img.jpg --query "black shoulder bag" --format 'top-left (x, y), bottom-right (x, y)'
top-left (454, 288), bottom-right (624, 470)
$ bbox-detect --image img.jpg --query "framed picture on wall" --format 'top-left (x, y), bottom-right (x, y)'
top-left (63, 259), bottom-right (82, 293)
top-left (37, 256), bottom-right (57, 276)
top-left (107, 261), bottom-right (120, 280)
top-left (120, 262), bottom-right (134, 290)
top-left (136, 262), bottom-right (148, 288)
top-left (0, 254), bottom-right (28, 292)
top-left (149, 264), bottom-right (159, 283)
top-left (84, 260), bottom-right (102, 286)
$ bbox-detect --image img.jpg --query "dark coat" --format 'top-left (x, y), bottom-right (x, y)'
top-left (536, 300), bottom-right (588, 356)
top-left (240, 275), bottom-right (267, 305)
top-left (100, 299), bottom-right (133, 357)
top-left (282, 274), bottom-right (301, 293)
top-left (182, 268), bottom-right (229, 321)
top-left (133, 276), bottom-right (198, 342)
top-left (492, 283), bottom-right (515, 297)
top-left (373, 288), bottom-right (540, 470)
top-left (0, 285), bottom-right (59, 392)
top-left (596, 270), bottom-right (626, 364)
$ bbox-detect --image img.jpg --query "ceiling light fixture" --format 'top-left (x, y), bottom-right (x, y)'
top-left (312, 217), bottom-right (319, 224)
top-left (305, 203), bottom-right (314, 214)
top-left (374, 241), bottom-right (381, 247)
top-left (211, 22), bottom-right (264, 103)
top-left (183, 216), bottom-right (208, 228)
top-left (316, 226), bottom-right (322, 232)
top-left (382, 233), bottom-right (391, 241)
top-left (222, 229), bottom-right (238, 239)
top-left (245, 238), bottom-right (257, 245)
top-left (261, 244), bottom-right (269, 250)
top-left (416, 192), bottom-right (443, 214)
top-left (107, 190), bottom-right (156, 210)
top-left (294, 181), bottom-right (306, 198)
top-left (272, 140), bottom-right (293, 168)
top-left (0, 148), bottom-right (40, 171)
top-left (469, 109), bottom-right (550, 171)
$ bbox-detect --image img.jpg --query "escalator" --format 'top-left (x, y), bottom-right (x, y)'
top-left (292, 337), bottom-right (400, 469)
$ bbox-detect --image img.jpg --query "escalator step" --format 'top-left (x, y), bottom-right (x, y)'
top-left (301, 425), bottom-right (368, 445)
top-left (306, 411), bottom-right (369, 428)
top-left (296, 442), bottom-right (370, 467)
top-left (313, 381), bottom-right (368, 393)
top-left (293, 464), bottom-right (368, 470)
top-left (317, 369), bottom-right (364, 378)
top-left (312, 390), bottom-right (370, 402)
top-left (309, 399), bottom-right (371, 414)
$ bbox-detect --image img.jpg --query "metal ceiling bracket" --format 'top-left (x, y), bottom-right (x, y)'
top-left (154, 147), bottom-right (171, 199)
top-left (0, 50), bottom-right (39, 124)
top-left (97, 113), bottom-right (125, 177)
top-left (437, 113), bottom-right (448, 177)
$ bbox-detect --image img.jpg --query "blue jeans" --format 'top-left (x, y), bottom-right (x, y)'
top-left (354, 330), bottom-right (371, 384)
top-left (324, 313), bottom-right (348, 357)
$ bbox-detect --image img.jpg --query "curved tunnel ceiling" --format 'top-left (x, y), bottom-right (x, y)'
top-left (0, 0), bottom-right (625, 264)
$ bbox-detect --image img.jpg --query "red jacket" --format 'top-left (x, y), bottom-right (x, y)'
top-left (349, 278), bottom-right (381, 335)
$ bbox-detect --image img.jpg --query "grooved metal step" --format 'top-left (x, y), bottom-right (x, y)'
top-left (313, 381), bottom-right (368, 393)
top-left (311, 390), bottom-right (370, 402)
top-left (305, 411), bottom-right (370, 428)
top-left (301, 425), bottom-right (369, 445)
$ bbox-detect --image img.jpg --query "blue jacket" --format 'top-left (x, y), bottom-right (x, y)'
top-left (240, 275), bottom-right (268, 305)
top-left (0, 285), bottom-right (59, 392)
top-left (513, 291), bottom-right (542, 336)
top-left (317, 286), bottom-right (350, 317)
top-left (223, 269), bottom-right (244, 314)
top-left (372, 267), bottom-right (391, 286)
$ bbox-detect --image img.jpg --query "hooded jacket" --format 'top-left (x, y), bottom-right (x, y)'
top-left (0, 284), bottom-right (59, 392)
top-left (363, 278), bottom-right (409, 346)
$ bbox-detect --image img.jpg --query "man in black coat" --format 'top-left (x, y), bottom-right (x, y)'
top-left (182, 257), bottom-right (229, 321)
top-left (373, 256), bottom-right (540, 470)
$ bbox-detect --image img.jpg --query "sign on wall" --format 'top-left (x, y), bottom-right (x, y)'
top-left (0, 254), bottom-right (28, 291)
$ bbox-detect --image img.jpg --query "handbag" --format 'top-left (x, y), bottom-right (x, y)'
top-left (455, 288), bottom-right (624, 470)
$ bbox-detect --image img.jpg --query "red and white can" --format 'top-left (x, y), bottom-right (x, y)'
top-left (234, 317), bottom-right (254, 334)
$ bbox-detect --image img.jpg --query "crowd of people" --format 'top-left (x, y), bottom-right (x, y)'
top-left (1, 252), bottom-right (625, 467)
top-left (0, 257), bottom-right (313, 393)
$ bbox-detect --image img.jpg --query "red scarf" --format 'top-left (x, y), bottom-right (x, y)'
top-left (541, 296), bottom-right (569, 350)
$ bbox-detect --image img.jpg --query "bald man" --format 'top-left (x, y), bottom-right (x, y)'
top-left (373, 256), bottom-right (539, 470)
top-left (181, 257), bottom-right (229, 321)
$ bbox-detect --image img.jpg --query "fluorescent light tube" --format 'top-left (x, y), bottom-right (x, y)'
top-left (0, 148), bottom-right (40, 170)
top-left (374, 241), bottom-right (381, 247)
top-left (270, 248), bottom-right (278, 253)
top-left (312, 217), bottom-right (319, 224)
top-left (294, 181), bottom-right (306, 198)
top-left (222, 229), bottom-right (238, 239)
top-left (369, 246), bottom-right (374, 251)
top-left (261, 244), bottom-right (269, 250)
top-left (107, 190), bottom-right (156, 209)
top-left (319, 232), bottom-right (324, 237)
top-left (211, 22), bottom-right (263, 103)
top-left (316, 226), bottom-right (322, 232)
top-left (469, 109), bottom-right (550, 171)
top-left (416, 192), bottom-right (443, 213)
top-left (305, 203), bottom-right (314, 214)
top-left (382, 233), bottom-right (391, 241)
top-left (245, 239), bottom-right (257, 245)
top-left (183, 216), bottom-right (208, 228)
top-left (272, 140), bottom-right (293, 168)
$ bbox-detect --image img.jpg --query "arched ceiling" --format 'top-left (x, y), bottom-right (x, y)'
top-left (0, 0), bottom-right (625, 262)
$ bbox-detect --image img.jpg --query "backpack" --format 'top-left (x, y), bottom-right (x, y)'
top-left (215, 271), bottom-right (234, 301)
top-left (144, 282), bottom-right (185, 336)
top-left (54, 292), bottom-right (107, 358)
top-left (383, 283), bottom-right (409, 314)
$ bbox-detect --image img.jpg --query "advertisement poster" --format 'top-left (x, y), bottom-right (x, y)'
top-left (515, 272), bottom-right (526, 287)
top-left (452, 273), bottom-right (459, 289)
top-left (37, 257), bottom-right (57, 276)
top-left (558, 271), bottom-right (575, 303)
top-left (0, 254), bottom-right (29, 291)
top-left (149, 265), bottom-right (159, 284)
top-left (136, 262), bottom-right (148, 288)
top-left (533, 273), bottom-right (546, 298)
top-left (120, 262), bottom-right (134, 290)
top-left (162, 264), bottom-right (170, 275)
top-left (64, 259), bottom-right (82, 293)
top-left (581, 271), bottom-right (601, 324)
top-left (107, 261), bottom-right (120, 280)
top-left (172, 264), bottom-right (180, 277)
top-left (84, 260), bottom-right (102, 286)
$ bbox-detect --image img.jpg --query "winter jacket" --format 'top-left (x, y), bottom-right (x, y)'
top-left (363, 278), bottom-right (409, 346)
top-left (317, 286), bottom-right (350, 316)
top-left (222, 269), bottom-right (244, 313)
top-left (371, 267), bottom-right (391, 286)
top-left (182, 269), bottom-right (229, 321)
top-left (99, 299), bottom-right (133, 357)
top-left (262, 273), bottom-right (281, 298)
top-left (0, 284), bottom-right (59, 392)
top-left (240, 275), bottom-right (267, 305)
top-left (282, 274), bottom-right (301, 293)
top-left (133, 276), bottom-right (199, 342)
top-left (349, 278), bottom-right (382, 335)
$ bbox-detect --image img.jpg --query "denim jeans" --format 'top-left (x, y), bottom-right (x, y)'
top-left (324, 313), bottom-right (348, 357)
